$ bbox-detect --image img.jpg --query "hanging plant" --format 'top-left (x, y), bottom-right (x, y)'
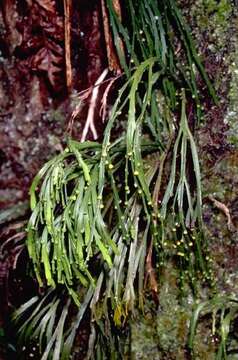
top-left (14, 0), bottom-right (218, 358)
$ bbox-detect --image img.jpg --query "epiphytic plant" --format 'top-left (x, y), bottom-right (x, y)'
top-left (14, 0), bottom-right (217, 358)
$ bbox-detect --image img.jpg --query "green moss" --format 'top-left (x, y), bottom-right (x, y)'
top-left (180, 0), bottom-right (232, 54)
top-left (130, 307), bottom-right (160, 360)
top-left (203, 0), bottom-right (231, 24)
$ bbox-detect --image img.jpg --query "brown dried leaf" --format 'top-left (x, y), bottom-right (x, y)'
top-left (208, 195), bottom-right (235, 231)
top-left (101, 0), bottom-right (122, 74)
top-left (113, 0), bottom-right (122, 19)
top-left (145, 239), bottom-right (159, 304)
top-left (2, 0), bottom-right (22, 53)
top-left (30, 46), bottom-right (63, 88)
top-left (63, 0), bottom-right (72, 91)
top-left (35, 0), bottom-right (56, 13)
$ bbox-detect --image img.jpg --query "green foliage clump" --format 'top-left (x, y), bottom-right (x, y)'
top-left (14, 0), bottom-right (218, 358)
top-left (189, 297), bottom-right (238, 359)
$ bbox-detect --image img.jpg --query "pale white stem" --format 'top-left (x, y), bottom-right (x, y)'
top-left (81, 68), bottom-right (108, 142)
top-left (100, 77), bottom-right (117, 123)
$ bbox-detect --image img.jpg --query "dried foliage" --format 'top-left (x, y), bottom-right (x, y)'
top-left (16, 1), bottom-right (65, 91)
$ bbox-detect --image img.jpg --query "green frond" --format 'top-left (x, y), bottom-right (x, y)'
top-left (19, 0), bottom-right (218, 358)
top-left (189, 296), bottom-right (238, 359)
